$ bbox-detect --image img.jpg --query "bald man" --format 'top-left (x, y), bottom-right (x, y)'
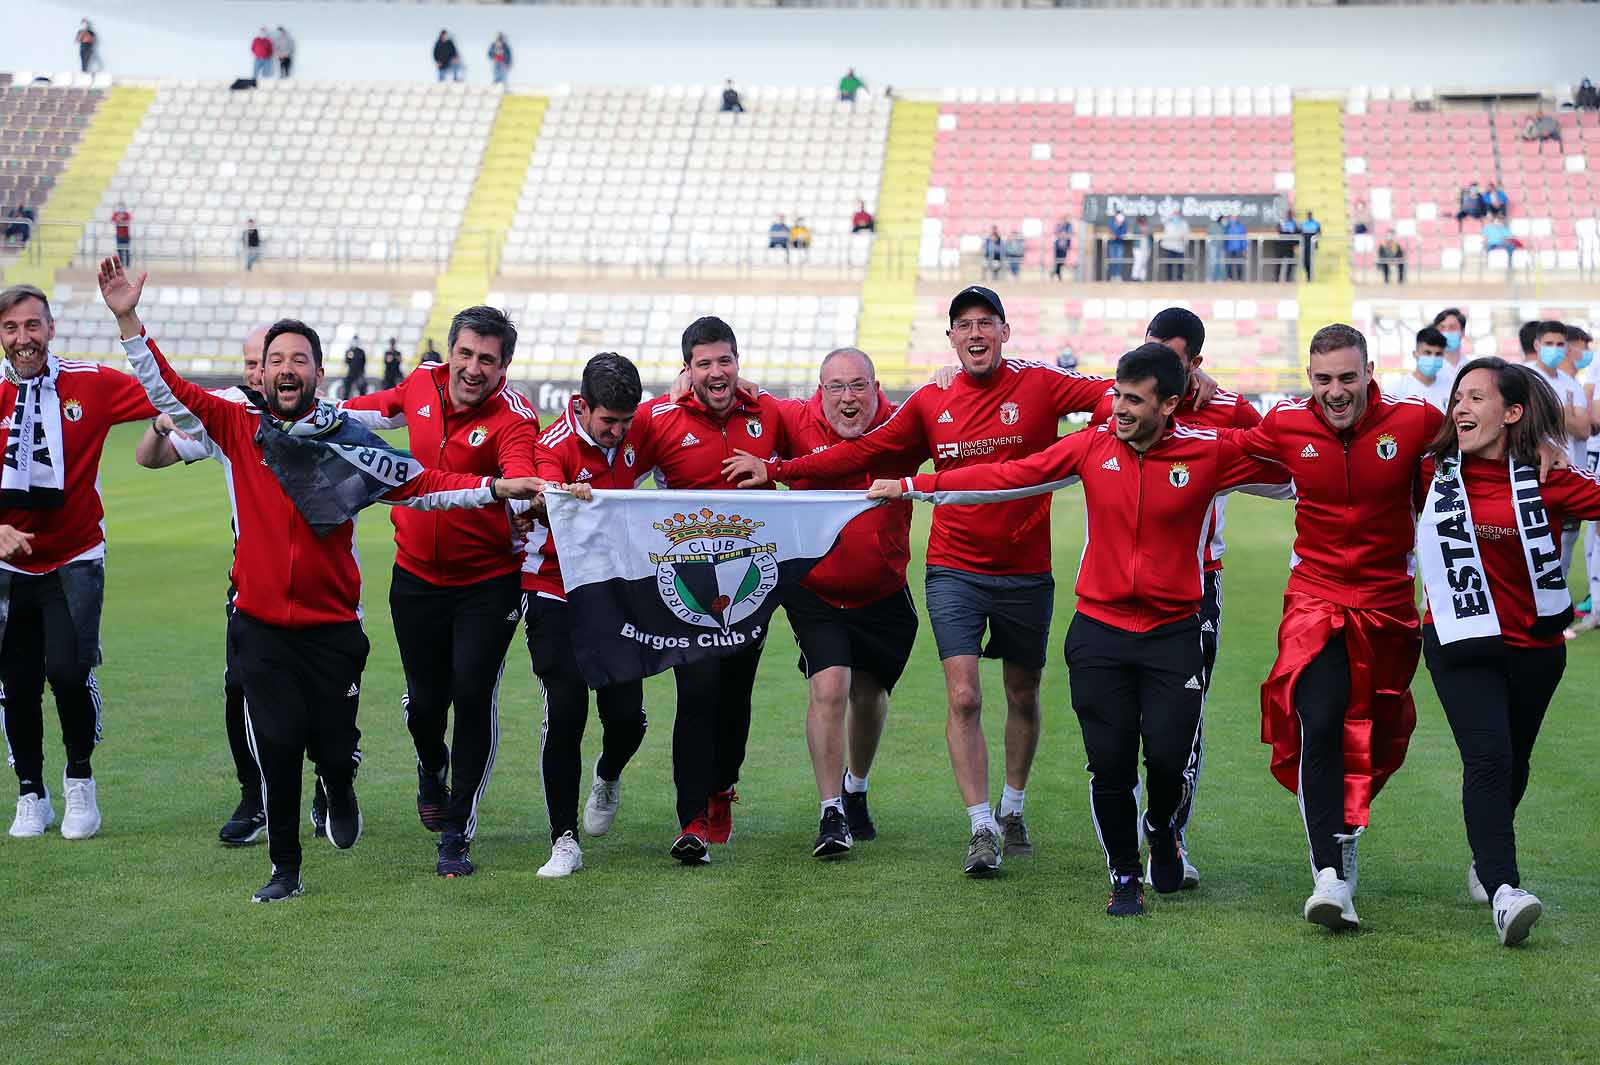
top-left (134, 327), bottom-right (273, 844)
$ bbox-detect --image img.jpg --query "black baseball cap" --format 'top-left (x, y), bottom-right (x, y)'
top-left (949, 285), bottom-right (1005, 323)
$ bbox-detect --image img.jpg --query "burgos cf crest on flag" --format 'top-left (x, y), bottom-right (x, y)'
top-left (650, 507), bottom-right (779, 632)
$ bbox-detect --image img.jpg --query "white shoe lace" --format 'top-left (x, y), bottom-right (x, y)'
top-left (592, 778), bottom-right (620, 808)
top-left (64, 780), bottom-right (91, 815)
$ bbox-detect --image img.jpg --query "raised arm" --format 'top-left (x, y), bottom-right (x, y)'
top-left (872, 425), bottom-right (1093, 504)
top-left (337, 377), bottom-right (409, 430)
top-left (748, 388), bottom-right (931, 487)
top-left (1216, 436), bottom-right (1294, 499)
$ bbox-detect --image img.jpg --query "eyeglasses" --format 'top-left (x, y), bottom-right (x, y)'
top-left (822, 379), bottom-right (872, 396)
top-left (950, 317), bottom-right (1001, 335)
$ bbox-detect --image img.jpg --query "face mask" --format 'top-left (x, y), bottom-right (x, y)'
top-left (1441, 331), bottom-right (1462, 352)
top-left (1578, 350), bottom-right (1595, 371)
top-left (1415, 355), bottom-right (1444, 380)
top-left (1539, 345), bottom-right (1566, 369)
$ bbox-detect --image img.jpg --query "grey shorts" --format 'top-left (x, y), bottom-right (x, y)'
top-left (924, 565), bottom-right (1054, 671)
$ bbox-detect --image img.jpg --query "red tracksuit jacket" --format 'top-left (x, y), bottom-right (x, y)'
top-left (774, 387), bottom-right (917, 609)
top-left (905, 420), bottom-right (1289, 632)
top-left (629, 389), bottom-right (789, 490)
top-left (774, 358), bottom-right (1106, 576)
top-left (1090, 383), bottom-right (1262, 572)
top-left (124, 334), bottom-right (500, 628)
top-left (523, 397), bottom-right (657, 601)
top-left (340, 364), bottom-right (539, 586)
top-left (0, 357), bottom-right (156, 574)
top-left (1230, 382), bottom-right (1444, 610)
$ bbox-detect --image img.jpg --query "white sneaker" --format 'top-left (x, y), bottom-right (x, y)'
top-left (583, 763), bottom-right (621, 837)
top-left (1492, 884), bottom-right (1543, 947)
top-left (60, 775), bottom-right (101, 840)
top-left (1467, 862), bottom-right (1489, 904)
top-left (537, 830), bottom-right (584, 878)
top-left (1304, 867), bottom-right (1360, 931)
top-left (8, 791), bottom-right (55, 837)
top-left (1334, 827), bottom-right (1363, 894)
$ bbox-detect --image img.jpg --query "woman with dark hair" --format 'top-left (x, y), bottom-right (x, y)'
top-left (1417, 357), bottom-right (1600, 946)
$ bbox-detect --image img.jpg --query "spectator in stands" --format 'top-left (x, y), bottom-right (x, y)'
top-left (382, 338), bottom-right (404, 389)
top-left (1300, 211), bottom-right (1321, 281)
top-left (274, 26), bottom-right (295, 78)
top-left (1485, 182), bottom-right (1508, 219)
top-left (1205, 214), bottom-right (1225, 282)
top-left (488, 33), bottom-right (513, 84)
top-left (76, 19), bottom-right (98, 74)
top-left (1482, 215), bottom-right (1513, 253)
top-left (1052, 217), bottom-right (1073, 280)
top-left (1003, 230), bottom-right (1025, 278)
top-left (243, 219), bottom-right (261, 271)
top-left (1523, 109), bottom-right (1562, 152)
top-left (791, 217), bottom-right (813, 253)
top-left (851, 201), bottom-right (875, 233)
top-left (983, 226), bottom-right (1004, 279)
top-left (4, 203), bottom-right (33, 246)
top-left (250, 28), bottom-right (274, 81)
top-left (1159, 212), bottom-right (1190, 281)
top-left (112, 201), bottom-right (132, 267)
top-left (1131, 216), bottom-right (1153, 281)
top-left (1223, 214), bottom-right (1247, 280)
top-left (1056, 344), bottom-right (1078, 371)
top-left (420, 338), bottom-right (442, 366)
top-left (838, 68), bottom-right (866, 104)
top-left (1577, 79), bottom-right (1599, 112)
top-left (1377, 232), bottom-right (1405, 284)
top-left (768, 214), bottom-right (791, 256)
top-left (1455, 183), bottom-right (1486, 231)
top-left (721, 80), bottom-right (745, 113)
top-left (1352, 199), bottom-right (1373, 235)
top-left (1107, 210), bottom-right (1129, 281)
top-left (1274, 211), bottom-right (1299, 282)
top-left (344, 336), bottom-right (369, 398)
top-left (434, 30), bottom-right (462, 83)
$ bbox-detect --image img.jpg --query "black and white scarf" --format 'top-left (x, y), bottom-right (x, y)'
top-left (1418, 454), bottom-right (1571, 649)
top-left (1, 356), bottom-right (66, 509)
top-left (245, 389), bottom-right (424, 536)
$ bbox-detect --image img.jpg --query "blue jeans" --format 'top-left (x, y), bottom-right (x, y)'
top-left (252, 58), bottom-right (272, 80)
top-left (492, 62), bottom-right (508, 84)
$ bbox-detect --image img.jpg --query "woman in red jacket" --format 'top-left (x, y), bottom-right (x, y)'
top-left (1417, 356), bottom-right (1600, 946)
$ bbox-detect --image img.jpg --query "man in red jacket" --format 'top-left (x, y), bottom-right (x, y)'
top-left (523, 353), bottom-right (653, 878)
top-left (726, 287), bottom-right (1106, 877)
top-left (623, 316), bottom-right (791, 864)
top-left (767, 347), bottom-right (920, 859)
top-left (0, 283), bottom-right (157, 842)
top-left (870, 344), bottom-right (1289, 915)
top-left (339, 306), bottom-right (539, 878)
top-left (1229, 323), bottom-right (1443, 930)
top-left (97, 259), bottom-right (544, 902)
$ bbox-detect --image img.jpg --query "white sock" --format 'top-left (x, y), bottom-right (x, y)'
top-left (843, 769), bottom-right (869, 794)
top-left (999, 785), bottom-right (1025, 818)
top-left (967, 801), bottom-right (998, 835)
top-left (820, 797), bottom-right (844, 818)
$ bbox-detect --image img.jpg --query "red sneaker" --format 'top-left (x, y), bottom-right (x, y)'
top-left (705, 788), bottom-right (738, 844)
top-left (671, 817), bottom-right (710, 865)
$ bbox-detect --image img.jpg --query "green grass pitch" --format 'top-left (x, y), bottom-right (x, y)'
top-left (2, 424), bottom-right (1597, 1064)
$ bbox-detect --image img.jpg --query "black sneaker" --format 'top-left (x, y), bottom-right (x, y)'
top-left (1145, 817), bottom-right (1185, 895)
top-left (218, 796), bottom-right (266, 847)
top-left (998, 812), bottom-right (1033, 857)
top-left (310, 777), bottom-right (328, 839)
top-left (251, 867), bottom-right (303, 903)
top-left (670, 818), bottom-right (711, 865)
top-left (812, 807), bottom-right (854, 859)
top-left (841, 781), bottom-right (876, 842)
top-left (416, 762), bottom-right (450, 833)
top-left (323, 777), bottom-right (362, 850)
top-left (1107, 875), bottom-right (1145, 917)
top-left (436, 831), bottom-right (474, 877)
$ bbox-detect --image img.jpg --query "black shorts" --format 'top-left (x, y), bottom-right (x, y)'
top-left (786, 583), bottom-right (919, 694)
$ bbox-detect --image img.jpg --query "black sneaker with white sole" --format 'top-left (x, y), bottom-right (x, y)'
top-left (1144, 817), bottom-right (1185, 895)
top-left (841, 780), bottom-right (876, 842)
top-left (812, 807), bottom-right (853, 859)
top-left (251, 867), bottom-right (304, 903)
top-left (436, 831), bottom-right (474, 877)
top-left (323, 778), bottom-right (362, 850)
top-left (218, 796), bottom-right (266, 847)
top-left (998, 812), bottom-right (1032, 857)
top-left (310, 777), bottom-right (328, 839)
